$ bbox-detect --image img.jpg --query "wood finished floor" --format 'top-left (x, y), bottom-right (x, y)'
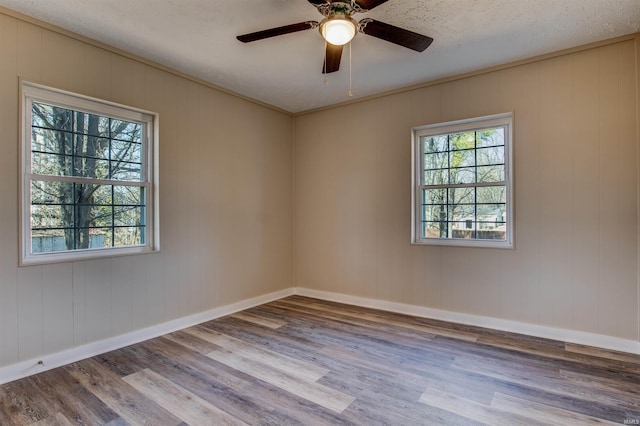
top-left (1, 295), bottom-right (639, 425)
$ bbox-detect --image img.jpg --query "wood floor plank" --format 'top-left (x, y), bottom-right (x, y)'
top-left (207, 346), bottom-right (356, 413)
top-left (559, 368), bottom-right (640, 399)
top-left (66, 358), bottom-right (184, 426)
top-left (184, 325), bottom-right (330, 382)
top-left (230, 311), bottom-right (287, 329)
top-left (123, 368), bottom-right (246, 425)
top-left (161, 328), bottom-right (222, 355)
top-left (102, 418), bottom-right (129, 426)
top-left (0, 379), bottom-right (54, 425)
top-left (491, 392), bottom-right (621, 425)
top-left (27, 368), bottom-right (122, 425)
top-left (452, 353), bottom-right (640, 412)
top-left (419, 386), bottom-right (534, 425)
top-left (31, 412), bottom-right (74, 426)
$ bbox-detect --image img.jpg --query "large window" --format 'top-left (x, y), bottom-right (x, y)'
top-left (412, 113), bottom-right (513, 248)
top-left (20, 81), bottom-right (159, 265)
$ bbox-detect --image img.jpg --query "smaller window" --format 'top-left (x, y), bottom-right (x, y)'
top-left (412, 113), bottom-right (513, 248)
top-left (20, 81), bottom-right (159, 265)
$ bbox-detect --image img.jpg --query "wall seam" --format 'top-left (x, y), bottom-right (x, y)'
top-left (292, 116), bottom-right (297, 289)
top-left (635, 34), bottom-right (640, 342)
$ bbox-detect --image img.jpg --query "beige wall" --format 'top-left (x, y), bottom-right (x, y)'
top-left (295, 36), bottom-right (640, 341)
top-left (0, 12), bottom-right (293, 368)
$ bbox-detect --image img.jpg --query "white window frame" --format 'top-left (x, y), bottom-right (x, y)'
top-left (20, 81), bottom-right (160, 266)
top-left (411, 112), bottom-right (514, 248)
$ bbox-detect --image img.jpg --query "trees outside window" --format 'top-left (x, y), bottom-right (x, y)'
top-left (21, 82), bottom-right (158, 265)
top-left (412, 113), bottom-right (513, 248)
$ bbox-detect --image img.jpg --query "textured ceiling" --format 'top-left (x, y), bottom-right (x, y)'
top-left (1, 0), bottom-right (639, 113)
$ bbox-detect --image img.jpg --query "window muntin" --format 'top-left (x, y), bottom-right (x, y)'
top-left (412, 113), bottom-right (513, 248)
top-left (21, 82), bottom-right (159, 265)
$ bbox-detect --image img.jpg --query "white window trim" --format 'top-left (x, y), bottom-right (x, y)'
top-left (19, 80), bottom-right (160, 266)
top-left (411, 112), bottom-right (514, 249)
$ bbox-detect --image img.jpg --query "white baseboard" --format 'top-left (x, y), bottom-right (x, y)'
top-left (2, 285), bottom-right (638, 385)
top-left (0, 287), bottom-right (294, 385)
top-left (294, 287), bottom-right (640, 355)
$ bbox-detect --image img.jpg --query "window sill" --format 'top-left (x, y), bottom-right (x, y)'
top-left (19, 245), bottom-right (159, 267)
top-left (411, 238), bottom-right (514, 249)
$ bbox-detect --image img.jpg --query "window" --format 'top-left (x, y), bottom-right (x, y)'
top-left (20, 81), bottom-right (159, 265)
top-left (412, 113), bottom-right (513, 248)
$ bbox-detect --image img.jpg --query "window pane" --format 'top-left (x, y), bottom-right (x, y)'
top-left (477, 186), bottom-right (506, 203)
top-left (31, 228), bottom-right (67, 253)
top-left (450, 132), bottom-right (474, 150)
top-left (477, 165), bottom-right (504, 183)
top-left (423, 204), bottom-right (446, 222)
top-left (114, 206), bottom-right (144, 226)
top-left (477, 128), bottom-right (504, 148)
top-left (450, 167), bottom-right (475, 184)
top-left (114, 186), bottom-right (144, 206)
top-left (111, 120), bottom-right (141, 143)
top-left (88, 228), bottom-right (111, 249)
top-left (73, 156), bottom-right (110, 180)
top-left (450, 205), bottom-right (474, 222)
top-left (111, 140), bottom-right (142, 163)
top-left (423, 135), bottom-right (448, 153)
top-left (476, 228), bottom-right (506, 240)
top-left (424, 221), bottom-right (448, 238)
top-left (77, 135), bottom-right (110, 159)
top-left (424, 168), bottom-right (448, 186)
top-left (114, 227), bottom-right (144, 247)
top-left (425, 152), bottom-right (448, 170)
top-left (85, 205), bottom-right (112, 229)
top-left (111, 162), bottom-right (142, 181)
top-left (31, 204), bottom-right (65, 230)
top-left (477, 203), bottom-right (506, 222)
top-left (476, 146), bottom-right (504, 166)
top-left (449, 149), bottom-right (474, 168)
top-left (32, 180), bottom-right (74, 205)
top-left (424, 188), bottom-right (447, 205)
top-left (32, 127), bottom-right (73, 155)
top-left (32, 152), bottom-right (73, 177)
top-left (449, 187), bottom-right (474, 205)
top-left (32, 103), bottom-right (73, 132)
top-left (74, 112), bottom-right (109, 137)
top-left (91, 185), bottom-right (113, 206)
top-left (451, 221), bottom-right (475, 239)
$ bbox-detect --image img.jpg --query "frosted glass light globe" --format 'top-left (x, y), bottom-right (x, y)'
top-left (321, 18), bottom-right (356, 46)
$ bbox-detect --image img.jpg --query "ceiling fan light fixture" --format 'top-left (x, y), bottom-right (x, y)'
top-left (320, 16), bottom-right (357, 46)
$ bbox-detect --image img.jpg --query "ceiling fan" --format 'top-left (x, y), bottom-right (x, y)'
top-left (236, 0), bottom-right (433, 74)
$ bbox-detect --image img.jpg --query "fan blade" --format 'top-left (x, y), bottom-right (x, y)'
top-left (323, 43), bottom-right (343, 73)
top-left (360, 19), bottom-right (433, 52)
top-left (355, 0), bottom-right (390, 10)
top-left (237, 21), bottom-right (317, 43)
